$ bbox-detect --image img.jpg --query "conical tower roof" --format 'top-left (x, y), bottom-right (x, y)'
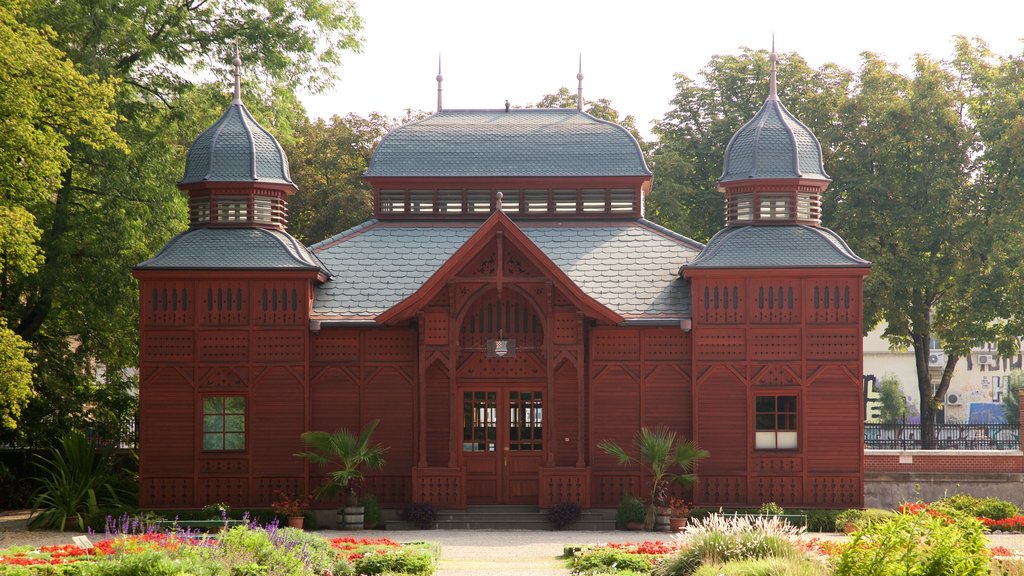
top-left (719, 51), bottom-right (828, 183)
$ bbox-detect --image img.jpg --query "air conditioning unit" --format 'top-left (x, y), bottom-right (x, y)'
top-left (946, 393), bottom-right (962, 406)
top-left (976, 354), bottom-right (997, 367)
top-left (928, 352), bottom-right (945, 368)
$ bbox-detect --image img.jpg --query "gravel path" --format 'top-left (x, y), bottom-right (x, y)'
top-left (4, 510), bottom-right (1024, 575)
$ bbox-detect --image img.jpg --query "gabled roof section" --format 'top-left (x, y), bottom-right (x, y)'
top-left (365, 109), bottom-right (651, 178)
top-left (375, 211), bottom-right (622, 325)
top-left (310, 218), bottom-right (703, 322)
top-left (136, 228), bottom-right (327, 273)
top-left (180, 102), bottom-right (293, 186)
top-left (685, 225), bottom-right (869, 269)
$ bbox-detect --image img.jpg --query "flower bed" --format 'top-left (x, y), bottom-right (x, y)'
top-left (0, 523), bottom-right (437, 575)
top-left (981, 516), bottom-right (1024, 532)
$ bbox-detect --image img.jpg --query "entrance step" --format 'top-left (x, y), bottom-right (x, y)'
top-left (382, 505), bottom-right (615, 530)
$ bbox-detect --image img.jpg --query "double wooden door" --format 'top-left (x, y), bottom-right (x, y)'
top-left (462, 388), bottom-right (544, 504)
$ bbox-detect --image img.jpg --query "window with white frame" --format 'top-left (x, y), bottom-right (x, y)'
top-left (755, 395), bottom-right (797, 450)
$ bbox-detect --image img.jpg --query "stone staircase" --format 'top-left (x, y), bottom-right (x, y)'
top-left (382, 505), bottom-right (616, 530)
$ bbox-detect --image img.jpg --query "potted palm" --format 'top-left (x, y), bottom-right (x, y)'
top-left (598, 426), bottom-right (707, 531)
top-left (296, 420), bottom-right (387, 529)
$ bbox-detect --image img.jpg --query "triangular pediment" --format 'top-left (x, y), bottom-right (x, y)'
top-left (376, 211), bottom-right (622, 325)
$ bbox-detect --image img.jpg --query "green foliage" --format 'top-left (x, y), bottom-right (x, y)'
top-left (654, 513), bottom-right (805, 576)
top-left (598, 426), bottom-right (707, 530)
top-left (0, 318), bottom-right (33, 430)
top-left (547, 501), bottom-right (583, 530)
top-left (833, 508), bottom-right (895, 532)
top-left (573, 548), bottom-right (657, 574)
top-left (804, 510), bottom-right (842, 532)
top-left (296, 420), bottom-right (387, 505)
top-left (79, 549), bottom-right (221, 575)
top-left (693, 557), bottom-right (829, 576)
top-left (1004, 372), bottom-right (1022, 427)
top-left (28, 431), bottom-right (131, 530)
top-left (934, 494), bottom-right (1020, 520)
top-left (834, 507), bottom-right (989, 576)
top-left (878, 376), bottom-right (908, 423)
top-left (350, 546), bottom-right (436, 575)
top-left (192, 525), bottom-right (343, 575)
top-left (360, 493), bottom-right (382, 528)
top-left (758, 502), bottom-right (785, 516)
top-left (616, 495), bottom-right (646, 527)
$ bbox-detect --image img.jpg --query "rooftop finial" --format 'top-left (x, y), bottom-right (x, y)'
top-left (576, 53), bottom-right (584, 112)
top-left (232, 45), bottom-right (242, 105)
top-left (495, 190), bottom-right (503, 212)
top-left (769, 35), bottom-right (778, 101)
top-left (436, 54), bottom-right (444, 113)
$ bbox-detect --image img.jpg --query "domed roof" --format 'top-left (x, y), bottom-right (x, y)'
top-left (719, 53), bottom-right (829, 183)
top-left (179, 62), bottom-right (293, 186)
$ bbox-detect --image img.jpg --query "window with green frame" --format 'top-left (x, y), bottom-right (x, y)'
top-left (203, 397), bottom-right (245, 451)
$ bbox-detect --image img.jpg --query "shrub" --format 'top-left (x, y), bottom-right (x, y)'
top-left (616, 496), bottom-right (646, 528)
top-left (350, 546), bottom-right (435, 575)
top-left (692, 557), bottom-right (830, 576)
top-left (573, 548), bottom-right (657, 574)
top-left (547, 502), bottom-right (583, 530)
top-left (654, 513), bottom-right (804, 576)
top-left (804, 509), bottom-right (841, 532)
top-left (399, 502), bottom-right (438, 529)
top-left (833, 508), bottom-right (893, 532)
top-left (758, 502), bottom-right (785, 516)
top-left (935, 494), bottom-right (1020, 521)
top-left (361, 494), bottom-right (382, 528)
top-left (833, 506), bottom-right (989, 576)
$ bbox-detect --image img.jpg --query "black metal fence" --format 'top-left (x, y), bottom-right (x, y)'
top-left (864, 422), bottom-right (1020, 450)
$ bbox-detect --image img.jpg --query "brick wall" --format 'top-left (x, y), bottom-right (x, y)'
top-left (865, 450), bottom-right (1024, 473)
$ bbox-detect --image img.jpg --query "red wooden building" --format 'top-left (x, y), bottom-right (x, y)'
top-left (134, 55), bottom-right (869, 511)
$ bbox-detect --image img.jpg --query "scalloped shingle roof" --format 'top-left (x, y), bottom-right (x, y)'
top-left (180, 103), bottom-right (293, 185)
top-left (686, 225), bottom-right (869, 269)
top-left (309, 219), bottom-right (701, 320)
top-left (720, 97), bottom-right (829, 183)
top-left (136, 228), bottom-right (326, 273)
top-left (365, 109), bottom-right (650, 177)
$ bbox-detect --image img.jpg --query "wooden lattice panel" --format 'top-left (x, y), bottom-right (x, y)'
top-left (364, 330), bottom-right (417, 362)
top-left (643, 328), bottom-right (690, 361)
top-left (311, 331), bottom-right (360, 364)
top-left (459, 291), bottom-right (543, 350)
top-left (539, 469), bottom-right (588, 508)
top-left (750, 365), bottom-right (799, 387)
top-left (590, 329), bottom-right (639, 361)
top-left (805, 278), bottom-right (857, 324)
top-left (698, 476), bottom-right (747, 505)
top-left (424, 311), bottom-right (448, 345)
top-left (254, 282), bottom-right (304, 325)
top-left (253, 477), bottom-right (303, 505)
top-left (199, 281), bottom-right (248, 325)
top-left (553, 312), bottom-right (578, 344)
top-left (697, 280), bottom-right (745, 324)
top-left (591, 474), bottom-right (641, 507)
top-left (456, 351), bottom-right (546, 379)
top-left (198, 331), bottom-right (249, 363)
top-left (363, 475), bottom-right (412, 507)
top-left (142, 281), bottom-right (194, 326)
top-left (807, 328), bottom-right (859, 360)
top-left (753, 475), bottom-right (803, 506)
top-left (198, 478), bottom-right (249, 506)
top-left (140, 478), bottom-right (192, 508)
top-left (143, 332), bottom-right (193, 363)
top-left (808, 476), bottom-right (861, 508)
top-left (752, 457), bottom-right (802, 474)
top-left (253, 331), bottom-right (305, 363)
top-left (748, 279), bottom-right (801, 324)
top-left (750, 328), bottom-right (801, 360)
top-left (694, 329), bottom-right (745, 360)
top-left (198, 366), bottom-right (247, 389)
top-left (199, 458), bottom-right (249, 476)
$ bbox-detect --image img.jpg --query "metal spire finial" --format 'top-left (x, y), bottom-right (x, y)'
top-left (232, 45), bottom-right (242, 105)
top-left (436, 54), bottom-right (443, 113)
top-left (769, 35), bottom-right (778, 101)
top-left (576, 53), bottom-right (584, 112)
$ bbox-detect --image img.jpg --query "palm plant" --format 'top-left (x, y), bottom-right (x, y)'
top-left (296, 420), bottom-right (388, 506)
top-left (29, 430), bottom-right (129, 531)
top-left (598, 426), bottom-right (708, 531)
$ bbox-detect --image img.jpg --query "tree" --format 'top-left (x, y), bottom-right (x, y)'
top-left (827, 51), bottom-right (1023, 448)
top-left (649, 48), bottom-right (853, 242)
top-left (0, 0), bottom-right (362, 445)
top-left (296, 421), bottom-right (388, 507)
top-left (878, 375), bottom-right (908, 424)
top-left (287, 111), bottom-right (425, 244)
top-left (1004, 371), bottom-right (1022, 427)
top-left (598, 426), bottom-right (707, 531)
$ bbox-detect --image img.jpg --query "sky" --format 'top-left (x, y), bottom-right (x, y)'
top-left (301, 0), bottom-right (1023, 139)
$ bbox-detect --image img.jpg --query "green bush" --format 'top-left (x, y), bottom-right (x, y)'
top-left (833, 508), bottom-right (893, 532)
top-left (758, 502), bottom-right (785, 516)
top-left (361, 494), bottom-right (382, 528)
top-left (351, 546), bottom-right (436, 575)
top-left (833, 507), bottom-right (989, 576)
top-left (573, 548), bottom-right (656, 574)
top-left (653, 513), bottom-right (804, 576)
top-left (79, 550), bottom-right (220, 575)
top-left (935, 494), bottom-right (1020, 520)
top-left (804, 509), bottom-right (842, 532)
top-left (616, 495), bottom-right (646, 527)
top-left (692, 557), bottom-right (830, 576)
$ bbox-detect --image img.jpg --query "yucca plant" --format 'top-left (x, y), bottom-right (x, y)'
top-left (296, 420), bottom-right (388, 506)
top-left (598, 426), bottom-right (707, 531)
top-left (29, 430), bottom-right (128, 531)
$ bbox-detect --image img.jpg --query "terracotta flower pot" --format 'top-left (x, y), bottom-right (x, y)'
top-left (625, 521), bottom-right (644, 531)
top-left (287, 516), bottom-right (304, 529)
top-left (670, 517), bottom-right (688, 532)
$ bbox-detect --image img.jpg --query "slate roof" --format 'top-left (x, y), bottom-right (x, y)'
top-left (136, 228), bottom-right (327, 273)
top-left (365, 109), bottom-right (651, 178)
top-left (685, 225), bottom-right (869, 269)
top-left (180, 102), bottom-right (293, 186)
top-left (309, 219), bottom-right (702, 320)
top-left (720, 95), bottom-right (829, 183)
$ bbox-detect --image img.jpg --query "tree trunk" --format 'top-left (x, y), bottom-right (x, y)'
top-left (913, 331), bottom-right (958, 450)
top-left (17, 167), bottom-right (72, 340)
